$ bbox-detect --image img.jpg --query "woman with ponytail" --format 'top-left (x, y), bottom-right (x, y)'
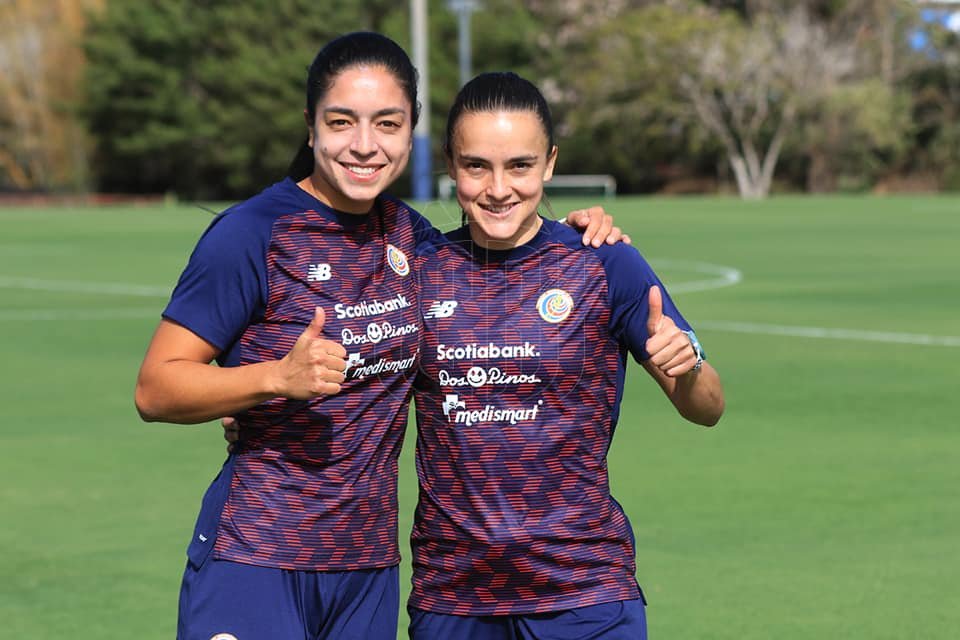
top-left (136, 33), bottom-right (620, 640)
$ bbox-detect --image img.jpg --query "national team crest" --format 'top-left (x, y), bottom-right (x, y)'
top-left (386, 244), bottom-right (410, 276)
top-left (537, 288), bottom-right (574, 323)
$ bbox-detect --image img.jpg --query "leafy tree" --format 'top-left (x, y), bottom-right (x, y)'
top-left (76, 0), bottom-right (954, 198)
top-left (799, 80), bottom-right (911, 191)
top-left (83, 0), bottom-right (395, 199)
top-left (82, 0), bottom-right (556, 199)
top-left (420, 0), bottom-right (546, 174)
top-left (554, 3), bottom-right (736, 193)
top-left (901, 10), bottom-right (960, 190)
top-left (553, 1), bottom-right (921, 197)
top-left (676, 6), bottom-right (863, 198)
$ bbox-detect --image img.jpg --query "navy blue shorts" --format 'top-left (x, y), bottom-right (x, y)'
top-left (408, 599), bottom-right (647, 640)
top-left (177, 557), bottom-right (399, 640)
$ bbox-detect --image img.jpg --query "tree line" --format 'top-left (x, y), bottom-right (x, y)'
top-left (1, 0), bottom-right (958, 199)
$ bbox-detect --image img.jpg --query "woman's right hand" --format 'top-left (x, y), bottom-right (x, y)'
top-left (136, 308), bottom-right (346, 424)
top-left (272, 307), bottom-right (347, 399)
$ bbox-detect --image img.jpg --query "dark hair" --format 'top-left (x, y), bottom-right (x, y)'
top-left (288, 32), bottom-right (420, 180)
top-left (443, 71), bottom-right (555, 159)
top-left (445, 72), bottom-right (557, 223)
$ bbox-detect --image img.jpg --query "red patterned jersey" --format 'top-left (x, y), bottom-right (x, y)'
top-left (410, 219), bottom-right (695, 615)
top-left (165, 178), bottom-right (431, 570)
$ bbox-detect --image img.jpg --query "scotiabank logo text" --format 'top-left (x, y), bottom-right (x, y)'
top-left (436, 342), bottom-right (540, 361)
top-left (334, 294), bottom-right (411, 319)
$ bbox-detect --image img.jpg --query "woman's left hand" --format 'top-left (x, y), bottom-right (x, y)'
top-left (644, 285), bottom-right (698, 377)
top-left (564, 206), bottom-right (632, 247)
top-left (222, 416), bottom-right (240, 453)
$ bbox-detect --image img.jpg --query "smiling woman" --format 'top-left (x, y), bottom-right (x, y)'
top-left (407, 72), bottom-right (725, 640)
top-left (131, 32), bottom-right (621, 640)
top-left (443, 72), bottom-right (558, 250)
top-left (448, 110), bottom-right (557, 249)
top-left (298, 65), bottom-right (416, 213)
top-left (133, 32), bottom-right (430, 640)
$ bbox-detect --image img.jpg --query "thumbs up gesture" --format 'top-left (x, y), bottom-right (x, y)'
top-left (276, 307), bottom-right (347, 399)
top-left (644, 286), bottom-right (699, 378)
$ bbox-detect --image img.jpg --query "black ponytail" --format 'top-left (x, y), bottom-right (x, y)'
top-left (287, 139), bottom-right (314, 181)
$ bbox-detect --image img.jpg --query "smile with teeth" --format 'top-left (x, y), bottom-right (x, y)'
top-left (481, 203), bottom-right (517, 214)
top-left (343, 163), bottom-right (381, 176)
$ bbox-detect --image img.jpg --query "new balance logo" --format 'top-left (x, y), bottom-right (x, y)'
top-left (308, 263), bottom-right (332, 281)
top-left (424, 300), bottom-right (458, 319)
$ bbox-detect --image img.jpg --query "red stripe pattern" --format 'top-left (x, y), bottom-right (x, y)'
top-left (213, 198), bottom-right (420, 570)
top-left (410, 224), bottom-right (642, 615)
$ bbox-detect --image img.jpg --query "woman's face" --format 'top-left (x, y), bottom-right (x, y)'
top-left (448, 110), bottom-right (557, 250)
top-left (306, 65), bottom-right (413, 214)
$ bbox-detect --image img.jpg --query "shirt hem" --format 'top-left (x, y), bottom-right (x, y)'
top-left (407, 583), bottom-right (641, 616)
top-left (212, 549), bottom-right (401, 573)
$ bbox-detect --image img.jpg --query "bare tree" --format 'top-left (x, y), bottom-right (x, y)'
top-left (679, 8), bottom-right (856, 198)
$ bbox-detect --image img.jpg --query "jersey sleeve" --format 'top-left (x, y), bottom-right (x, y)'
top-left (407, 206), bottom-right (445, 246)
top-left (599, 244), bottom-right (695, 363)
top-left (162, 209), bottom-right (269, 353)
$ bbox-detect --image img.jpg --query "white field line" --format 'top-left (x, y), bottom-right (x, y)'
top-left (650, 259), bottom-right (743, 293)
top-left (651, 261), bottom-right (958, 348)
top-left (2, 270), bottom-right (957, 347)
top-left (2, 262), bottom-right (738, 298)
top-left (698, 320), bottom-right (960, 348)
top-left (0, 276), bottom-right (170, 297)
top-left (0, 308), bottom-right (158, 321)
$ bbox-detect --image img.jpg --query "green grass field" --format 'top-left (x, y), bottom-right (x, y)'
top-left (1, 194), bottom-right (958, 639)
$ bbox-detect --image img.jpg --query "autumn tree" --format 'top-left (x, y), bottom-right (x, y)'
top-left (0, 0), bottom-right (102, 191)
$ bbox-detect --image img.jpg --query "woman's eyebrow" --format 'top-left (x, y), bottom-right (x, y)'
top-left (323, 106), bottom-right (407, 119)
top-left (457, 154), bottom-right (539, 163)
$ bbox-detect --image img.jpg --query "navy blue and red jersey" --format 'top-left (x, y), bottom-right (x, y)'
top-left (164, 177), bottom-right (434, 571)
top-left (410, 218), bottom-right (696, 616)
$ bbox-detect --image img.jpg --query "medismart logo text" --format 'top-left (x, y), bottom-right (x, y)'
top-left (446, 398), bottom-right (545, 426)
top-left (347, 353), bottom-right (418, 379)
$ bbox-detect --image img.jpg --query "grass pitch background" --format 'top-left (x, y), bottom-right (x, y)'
top-left (1, 195), bottom-right (957, 638)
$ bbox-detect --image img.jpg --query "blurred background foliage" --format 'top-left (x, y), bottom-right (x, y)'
top-left (1, 0), bottom-right (959, 199)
